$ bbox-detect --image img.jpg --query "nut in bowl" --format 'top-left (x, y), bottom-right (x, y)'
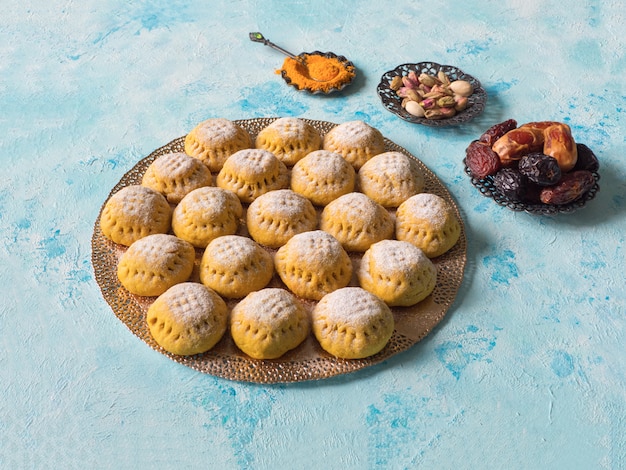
top-left (377, 62), bottom-right (486, 126)
top-left (464, 119), bottom-right (601, 215)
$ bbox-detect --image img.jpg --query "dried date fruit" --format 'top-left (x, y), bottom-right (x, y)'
top-left (492, 127), bottom-right (545, 165)
top-left (518, 153), bottom-right (562, 186)
top-left (542, 123), bottom-right (577, 171)
top-left (520, 121), bottom-right (561, 132)
top-left (573, 143), bottom-right (600, 172)
top-left (465, 140), bottom-right (501, 178)
top-left (493, 168), bottom-right (531, 202)
top-left (478, 119), bottom-right (518, 146)
top-left (539, 170), bottom-right (595, 205)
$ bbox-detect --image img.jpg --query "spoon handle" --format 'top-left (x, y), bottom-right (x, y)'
top-left (249, 32), bottom-right (301, 61)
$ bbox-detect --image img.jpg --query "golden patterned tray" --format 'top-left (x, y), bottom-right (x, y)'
top-left (91, 117), bottom-right (467, 383)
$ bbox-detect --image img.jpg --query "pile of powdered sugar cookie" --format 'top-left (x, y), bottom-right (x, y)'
top-left (99, 117), bottom-right (461, 361)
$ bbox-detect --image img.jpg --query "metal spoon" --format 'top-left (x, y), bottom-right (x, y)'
top-left (249, 32), bottom-right (306, 65)
top-left (249, 32), bottom-right (328, 83)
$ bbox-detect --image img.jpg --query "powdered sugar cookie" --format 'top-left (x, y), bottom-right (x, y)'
top-left (312, 287), bottom-right (394, 359)
top-left (184, 118), bottom-right (252, 172)
top-left (117, 234), bottom-right (195, 297)
top-left (357, 151), bottom-right (425, 208)
top-left (199, 235), bottom-right (273, 299)
top-left (358, 240), bottom-right (436, 307)
top-left (99, 185), bottom-right (172, 247)
top-left (255, 117), bottom-right (322, 166)
top-left (141, 152), bottom-right (212, 204)
top-left (322, 120), bottom-right (385, 170)
top-left (320, 192), bottom-right (394, 252)
top-left (274, 230), bottom-right (352, 301)
top-left (395, 193), bottom-right (461, 258)
top-left (290, 150), bottom-right (356, 206)
top-left (147, 282), bottom-right (228, 356)
top-left (246, 189), bottom-right (318, 248)
top-left (216, 148), bottom-right (289, 203)
top-left (172, 186), bottom-right (243, 248)
top-left (230, 288), bottom-right (310, 359)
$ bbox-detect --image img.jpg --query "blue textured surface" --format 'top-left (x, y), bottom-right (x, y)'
top-left (1, 1), bottom-right (625, 468)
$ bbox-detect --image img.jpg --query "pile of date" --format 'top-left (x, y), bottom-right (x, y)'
top-left (465, 119), bottom-right (599, 206)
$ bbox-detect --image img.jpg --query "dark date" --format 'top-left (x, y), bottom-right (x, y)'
top-left (478, 119), bottom-right (518, 147)
top-left (518, 153), bottom-right (562, 186)
top-left (539, 170), bottom-right (595, 205)
top-left (573, 143), bottom-right (600, 172)
top-left (493, 168), bottom-right (531, 202)
top-left (465, 140), bottom-right (502, 179)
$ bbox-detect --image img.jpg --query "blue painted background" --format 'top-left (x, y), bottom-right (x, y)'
top-left (1, 0), bottom-right (625, 468)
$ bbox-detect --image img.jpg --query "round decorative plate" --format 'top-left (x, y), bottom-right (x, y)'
top-left (280, 51), bottom-right (356, 94)
top-left (377, 62), bottom-right (486, 127)
top-left (91, 118), bottom-right (467, 383)
top-left (463, 159), bottom-right (600, 215)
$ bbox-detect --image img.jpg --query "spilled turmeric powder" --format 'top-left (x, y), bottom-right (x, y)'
top-left (277, 53), bottom-right (355, 93)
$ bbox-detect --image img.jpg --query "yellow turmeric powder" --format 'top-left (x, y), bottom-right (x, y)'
top-left (277, 53), bottom-right (355, 93)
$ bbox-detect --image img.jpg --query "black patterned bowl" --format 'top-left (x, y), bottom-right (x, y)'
top-left (377, 62), bottom-right (486, 127)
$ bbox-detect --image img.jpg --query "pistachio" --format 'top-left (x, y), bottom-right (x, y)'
top-left (389, 76), bottom-right (403, 91)
top-left (422, 90), bottom-right (445, 99)
top-left (425, 107), bottom-right (456, 120)
top-left (448, 80), bottom-right (474, 97)
top-left (396, 86), bottom-right (412, 98)
top-left (424, 109), bottom-right (446, 120)
top-left (437, 70), bottom-right (451, 85)
top-left (418, 73), bottom-right (438, 87)
top-left (454, 95), bottom-right (469, 111)
top-left (405, 100), bottom-right (426, 117)
top-left (402, 75), bottom-right (418, 89)
top-left (433, 84), bottom-right (454, 96)
top-left (439, 107), bottom-right (457, 118)
top-left (405, 89), bottom-right (421, 102)
top-left (437, 96), bottom-right (456, 108)
top-left (420, 98), bottom-right (437, 109)
top-left (418, 83), bottom-right (432, 94)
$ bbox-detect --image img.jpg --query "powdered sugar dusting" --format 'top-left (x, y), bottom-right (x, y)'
top-left (152, 152), bottom-right (202, 176)
top-left (259, 117), bottom-right (316, 140)
top-left (232, 288), bottom-right (303, 326)
top-left (361, 151), bottom-right (419, 179)
top-left (159, 282), bottom-right (223, 322)
top-left (224, 148), bottom-right (285, 178)
top-left (325, 192), bottom-right (382, 223)
top-left (367, 239), bottom-right (427, 272)
top-left (179, 186), bottom-right (238, 216)
top-left (282, 230), bottom-right (347, 266)
top-left (194, 118), bottom-right (249, 144)
top-left (251, 189), bottom-right (312, 219)
top-left (297, 150), bottom-right (351, 176)
top-left (325, 121), bottom-right (383, 147)
top-left (206, 235), bottom-right (262, 267)
top-left (316, 287), bottom-right (390, 326)
top-left (400, 193), bottom-right (450, 228)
